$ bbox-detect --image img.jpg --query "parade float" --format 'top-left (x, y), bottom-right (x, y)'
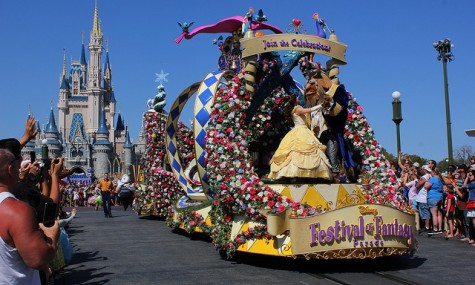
top-left (135, 9), bottom-right (417, 260)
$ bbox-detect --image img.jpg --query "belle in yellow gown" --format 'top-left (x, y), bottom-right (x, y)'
top-left (268, 99), bottom-right (332, 181)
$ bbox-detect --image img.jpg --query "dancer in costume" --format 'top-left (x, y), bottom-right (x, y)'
top-left (268, 94), bottom-right (332, 181)
top-left (300, 59), bottom-right (356, 182)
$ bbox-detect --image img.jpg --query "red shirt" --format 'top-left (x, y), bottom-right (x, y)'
top-left (446, 193), bottom-right (455, 213)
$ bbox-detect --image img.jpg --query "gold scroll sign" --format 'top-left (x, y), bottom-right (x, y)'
top-left (240, 34), bottom-right (347, 64)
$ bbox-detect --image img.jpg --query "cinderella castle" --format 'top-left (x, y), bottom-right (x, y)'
top-left (22, 1), bottom-right (146, 183)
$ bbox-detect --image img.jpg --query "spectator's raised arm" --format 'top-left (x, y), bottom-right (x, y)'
top-left (19, 116), bottom-right (38, 148)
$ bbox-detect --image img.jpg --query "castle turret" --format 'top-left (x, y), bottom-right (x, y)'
top-left (123, 126), bottom-right (133, 178)
top-left (115, 111), bottom-right (125, 134)
top-left (44, 106), bottom-right (63, 158)
top-left (93, 107), bottom-right (111, 178)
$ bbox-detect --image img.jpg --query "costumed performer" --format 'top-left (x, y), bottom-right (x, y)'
top-left (300, 59), bottom-right (356, 182)
top-left (268, 93), bottom-right (332, 181)
top-left (116, 174), bottom-right (135, 211)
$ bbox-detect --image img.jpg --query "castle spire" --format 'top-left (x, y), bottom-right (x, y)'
top-left (45, 105), bottom-right (59, 134)
top-left (124, 126), bottom-right (132, 148)
top-left (92, 0), bottom-right (102, 37)
top-left (97, 107), bottom-right (109, 135)
top-left (115, 110), bottom-right (125, 131)
top-left (80, 33), bottom-right (87, 65)
top-left (61, 48), bottom-right (67, 77)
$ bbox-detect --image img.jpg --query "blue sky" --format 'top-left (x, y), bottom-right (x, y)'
top-left (1, 0), bottom-right (474, 162)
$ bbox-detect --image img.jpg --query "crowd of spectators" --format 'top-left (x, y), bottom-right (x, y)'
top-left (0, 116), bottom-right (78, 284)
top-left (396, 153), bottom-right (475, 246)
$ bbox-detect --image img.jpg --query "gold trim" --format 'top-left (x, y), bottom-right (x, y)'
top-left (293, 247), bottom-right (416, 260)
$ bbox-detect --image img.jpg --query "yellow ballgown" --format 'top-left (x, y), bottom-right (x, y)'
top-left (268, 106), bottom-right (332, 180)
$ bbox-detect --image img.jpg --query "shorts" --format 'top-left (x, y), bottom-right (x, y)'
top-left (428, 197), bottom-right (442, 208)
top-left (446, 211), bottom-right (455, 219)
top-left (467, 209), bottom-right (475, 218)
top-left (410, 199), bottom-right (418, 210)
top-left (418, 203), bottom-right (430, 220)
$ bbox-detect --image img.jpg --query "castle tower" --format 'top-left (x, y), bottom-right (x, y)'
top-left (87, 0), bottom-right (103, 89)
top-left (58, 49), bottom-right (70, 139)
top-left (93, 107), bottom-right (111, 178)
top-left (44, 106), bottom-right (63, 158)
top-left (123, 126), bottom-right (133, 178)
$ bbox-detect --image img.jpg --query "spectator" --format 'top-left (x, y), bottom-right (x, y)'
top-left (428, 159), bottom-right (437, 171)
top-left (444, 184), bottom-right (456, 238)
top-left (0, 138), bottom-right (59, 284)
top-left (416, 165), bottom-right (432, 233)
top-left (403, 167), bottom-right (420, 230)
top-left (426, 168), bottom-right (444, 234)
top-left (455, 165), bottom-right (469, 240)
top-left (461, 169), bottom-right (475, 245)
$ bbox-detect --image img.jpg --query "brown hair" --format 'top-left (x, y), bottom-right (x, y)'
top-left (284, 94), bottom-right (298, 127)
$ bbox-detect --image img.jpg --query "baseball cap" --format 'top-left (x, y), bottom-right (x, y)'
top-left (413, 162), bottom-right (420, 168)
top-left (421, 165), bottom-right (431, 172)
top-left (0, 138), bottom-right (21, 160)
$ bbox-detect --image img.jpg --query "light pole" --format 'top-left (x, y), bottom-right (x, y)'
top-left (392, 91), bottom-right (403, 156)
top-left (433, 38), bottom-right (454, 164)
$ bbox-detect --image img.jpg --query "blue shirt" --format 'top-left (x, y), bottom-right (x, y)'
top-left (462, 181), bottom-right (475, 201)
top-left (427, 176), bottom-right (444, 200)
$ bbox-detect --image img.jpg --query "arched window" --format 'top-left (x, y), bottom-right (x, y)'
top-left (78, 147), bottom-right (84, 157)
top-left (71, 147), bottom-right (77, 157)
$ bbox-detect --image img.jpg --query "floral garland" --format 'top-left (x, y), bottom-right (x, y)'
top-left (134, 111), bottom-right (195, 216)
top-left (205, 72), bottom-right (320, 258)
top-left (169, 210), bottom-right (212, 234)
top-left (344, 92), bottom-right (405, 209)
top-left (176, 121), bottom-right (195, 168)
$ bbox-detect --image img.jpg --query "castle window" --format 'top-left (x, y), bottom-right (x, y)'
top-left (71, 147), bottom-right (77, 157)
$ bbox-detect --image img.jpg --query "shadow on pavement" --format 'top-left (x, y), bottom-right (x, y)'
top-left (231, 251), bottom-right (426, 273)
top-left (62, 251), bottom-right (112, 284)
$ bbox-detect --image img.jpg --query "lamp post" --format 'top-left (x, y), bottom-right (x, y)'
top-left (433, 38), bottom-right (454, 164)
top-left (41, 139), bottom-right (49, 161)
top-left (392, 91), bottom-right (403, 156)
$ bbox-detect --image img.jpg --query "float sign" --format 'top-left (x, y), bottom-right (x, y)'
top-left (289, 204), bottom-right (416, 255)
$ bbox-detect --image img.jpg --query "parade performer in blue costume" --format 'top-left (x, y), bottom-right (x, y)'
top-left (300, 59), bottom-right (356, 182)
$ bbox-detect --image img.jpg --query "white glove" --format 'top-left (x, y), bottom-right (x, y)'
top-left (311, 104), bottom-right (322, 112)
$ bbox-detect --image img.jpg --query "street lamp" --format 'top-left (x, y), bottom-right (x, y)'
top-left (433, 38), bottom-right (454, 164)
top-left (392, 91), bottom-right (403, 156)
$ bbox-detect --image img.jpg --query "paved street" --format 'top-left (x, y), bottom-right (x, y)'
top-left (57, 206), bottom-right (475, 285)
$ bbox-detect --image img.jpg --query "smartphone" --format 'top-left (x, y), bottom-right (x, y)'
top-left (30, 151), bottom-right (36, 163)
top-left (42, 202), bottom-right (57, 227)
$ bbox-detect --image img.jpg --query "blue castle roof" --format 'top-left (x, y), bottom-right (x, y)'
top-left (45, 108), bottom-right (59, 134)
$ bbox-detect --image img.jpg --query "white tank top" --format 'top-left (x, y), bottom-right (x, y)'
top-left (0, 192), bottom-right (40, 285)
